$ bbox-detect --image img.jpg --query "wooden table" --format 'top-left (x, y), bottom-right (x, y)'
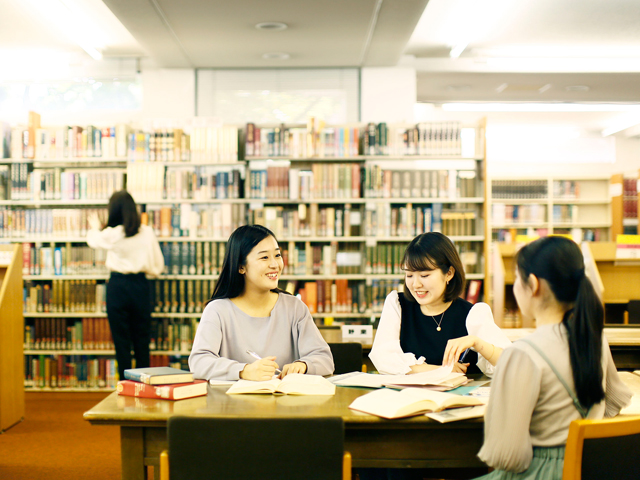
top-left (84, 385), bottom-right (489, 480)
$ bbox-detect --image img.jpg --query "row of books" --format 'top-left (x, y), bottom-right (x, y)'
top-left (493, 227), bottom-right (603, 243)
top-left (247, 162), bottom-right (361, 200)
top-left (623, 177), bottom-right (638, 219)
top-left (143, 203), bottom-right (246, 239)
top-left (492, 180), bottom-right (548, 199)
top-left (127, 163), bottom-right (244, 202)
top-left (9, 114), bottom-right (129, 159)
top-left (159, 242), bottom-right (226, 276)
top-left (153, 279), bottom-right (216, 314)
top-left (552, 180), bottom-right (581, 199)
top-left (363, 167), bottom-right (476, 199)
top-left (365, 122), bottom-right (466, 157)
top-left (24, 355), bottom-right (118, 389)
top-left (22, 243), bottom-right (107, 276)
top-left (0, 163), bottom-right (125, 201)
top-left (245, 122), bottom-right (361, 158)
top-left (552, 204), bottom-right (579, 223)
top-left (0, 207), bottom-right (106, 238)
top-left (24, 317), bottom-right (113, 351)
top-left (251, 204), bottom-right (362, 238)
top-left (128, 129), bottom-right (191, 163)
top-left (24, 280), bottom-right (106, 314)
top-left (491, 204), bottom-right (547, 225)
top-left (150, 318), bottom-right (198, 353)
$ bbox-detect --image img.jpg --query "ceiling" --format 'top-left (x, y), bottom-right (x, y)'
top-left (2, 0), bottom-right (640, 109)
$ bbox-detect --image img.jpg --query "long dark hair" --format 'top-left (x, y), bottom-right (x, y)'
top-left (209, 224), bottom-right (283, 301)
top-left (516, 236), bottom-right (604, 409)
top-left (402, 232), bottom-right (465, 303)
top-left (106, 190), bottom-right (140, 237)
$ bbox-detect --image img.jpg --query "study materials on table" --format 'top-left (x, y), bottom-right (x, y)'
top-left (117, 379), bottom-right (207, 400)
top-left (226, 373), bottom-right (336, 396)
top-left (348, 387), bottom-right (485, 419)
top-left (123, 366), bottom-right (194, 385)
top-left (332, 364), bottom-right (466, 391)
top-left (425, 405), bottom-right (487, 423)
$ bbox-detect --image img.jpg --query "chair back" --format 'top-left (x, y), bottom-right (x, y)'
top-left (329, 342), bottom-right (363, 374)
top-left (167, 415), bottom-right (345, 480)
top-left (563, 416), bottom-right (640, 480)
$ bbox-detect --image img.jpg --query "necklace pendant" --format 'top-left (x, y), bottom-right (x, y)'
top-left (436, 326), bottom-right (441, 331)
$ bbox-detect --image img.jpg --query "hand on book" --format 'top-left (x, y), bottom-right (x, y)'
top-left (279, 361), bottom-right (307, 379)
top-left (240, 356), bottom-right (279, 381)
top-left (452, 362), bottom-right (470, 374)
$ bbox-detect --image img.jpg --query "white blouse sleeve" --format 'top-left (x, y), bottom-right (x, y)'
top-left (465, 302), bottom-right (512, 377)
top-left (369, 291), bottom-right (423, 375)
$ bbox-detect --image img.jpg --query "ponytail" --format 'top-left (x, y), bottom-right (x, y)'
top-left (516, 237), bottom-right (605, 410)
top-left (563, 274), bottom-right (604, 408)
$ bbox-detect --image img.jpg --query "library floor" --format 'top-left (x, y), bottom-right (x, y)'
top-left (0, 392), bottom-right (121, 480)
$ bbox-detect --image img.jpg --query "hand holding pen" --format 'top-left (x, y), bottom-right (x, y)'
top-left (240, 350), bottom-right (281, 381)
top-left (442, 335), bottom-right (479, 370)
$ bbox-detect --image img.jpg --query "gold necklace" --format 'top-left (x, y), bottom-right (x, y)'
top-left (430, 311), bottom-right (445, 331)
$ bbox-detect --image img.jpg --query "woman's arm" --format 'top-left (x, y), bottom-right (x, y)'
top-left (443, 302), bottom-right (512, 375)
top-left (188, 304), bottom-right (248, 381)
top-left (478, 346), bottom-right (541, 473)
top-left (292, 301), bottom-right (334, 376)
top-left (369, 291), bottom-right (423, 375)
top-left (602, 337), bottom-right (632, 417)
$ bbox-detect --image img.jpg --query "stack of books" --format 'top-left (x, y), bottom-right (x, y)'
top-left (117, 366), bottom-right (207, 400)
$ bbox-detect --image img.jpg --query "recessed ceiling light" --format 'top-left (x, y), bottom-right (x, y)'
top-left (262, 52), bottom-right (290, 60)
top-left (255, 22), bottom-right (288, 31)
top-left (565, 85), bottom-right (590, 92)
top-left (445, 85), bottom-right (471, 92)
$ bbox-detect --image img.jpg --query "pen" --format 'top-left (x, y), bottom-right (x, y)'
top-left (246, 350), bottom-right (282, 374)
top-left (459, 348), bottom-right (471, 363)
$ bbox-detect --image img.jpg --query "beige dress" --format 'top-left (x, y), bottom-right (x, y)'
top-left (478, 323), bottom-right (632, 474)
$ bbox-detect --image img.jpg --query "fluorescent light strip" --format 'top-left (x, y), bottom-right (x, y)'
top-left (442, 103), bottom-right (640, 113)
top-left (449, 43), bottom-right (467, 58)
top-left (602, 118), bottom-right (640, 137)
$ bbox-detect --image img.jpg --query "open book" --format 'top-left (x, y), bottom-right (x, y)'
top-left (349, 387), bottom-right (485, 419)
top-left (226, 374), bottom-right (336, 396)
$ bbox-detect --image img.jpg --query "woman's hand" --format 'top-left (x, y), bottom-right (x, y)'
top-left (452, 362), bottom-right (470, 374)
top-left (240, 356), bottom-right (279, 381)
top-left (442, 335), bottom-right (478, 367)
top-left (88, 213), bottom-right (102, 231)
top-left (279, 361), bottom-right (307, 378)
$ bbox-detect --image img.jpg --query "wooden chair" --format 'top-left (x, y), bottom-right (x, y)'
top-left (328, 342), bottom-right (364, 374)
top-left (160, 416), bottom-right (351, 480)
top-left (563, 416), bottom-right (640, 480)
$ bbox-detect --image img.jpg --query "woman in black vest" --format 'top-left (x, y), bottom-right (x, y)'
top-left (369, 232), bottom-right (510, 376)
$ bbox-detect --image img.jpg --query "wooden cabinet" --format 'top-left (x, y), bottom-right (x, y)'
top-left (0, 244), bottom-right (24, 431)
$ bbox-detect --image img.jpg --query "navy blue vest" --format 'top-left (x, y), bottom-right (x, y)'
top-left (398, 294), bottom-right (480, 374)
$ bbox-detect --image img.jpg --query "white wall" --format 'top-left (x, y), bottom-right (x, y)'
top-left (361, 67), bottom-right (416, 124)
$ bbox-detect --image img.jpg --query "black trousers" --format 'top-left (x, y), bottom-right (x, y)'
top-left (106, 272), bottom-right (152, 380)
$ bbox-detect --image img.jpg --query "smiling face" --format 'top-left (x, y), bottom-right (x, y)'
top-left (238, 235), bottom-right (283, 293)
top-left (404, 267), bottom-right (453, 309)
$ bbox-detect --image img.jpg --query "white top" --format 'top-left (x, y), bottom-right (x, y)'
top-left (86, 224), bottom-right (164, 277)
top-left (369, 290), bottom-right (512, 376)
top-left (478, 323), bottom-right (632, 473)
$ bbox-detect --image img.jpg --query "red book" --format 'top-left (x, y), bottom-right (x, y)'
top-left (117, 379), bottom-right (207, 400)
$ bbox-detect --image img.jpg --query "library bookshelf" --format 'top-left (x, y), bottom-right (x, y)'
top-left (1, 120), bottom-right (489, 390)
top-left (489, 175), bottom-right (613, 328)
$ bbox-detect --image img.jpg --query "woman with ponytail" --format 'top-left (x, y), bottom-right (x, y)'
top-left (476, 236), bottom-right (631, 480)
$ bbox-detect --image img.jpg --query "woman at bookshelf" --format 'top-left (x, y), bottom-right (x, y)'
top-left (189, 224), bottom-right (334, 381)
top-left (86, 190), bottom-right (164, 380)
top-left (369, 232), bottom-right (510, 376)
top-left (475, 236), bottom-right (631, 479)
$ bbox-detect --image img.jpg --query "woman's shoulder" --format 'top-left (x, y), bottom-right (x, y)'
top-left (202, 298), bottom-right (233, 316)
top-left (451, 297), bottom-right (473, 314)
top-left (276, 291), bottom-right (305, 309)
